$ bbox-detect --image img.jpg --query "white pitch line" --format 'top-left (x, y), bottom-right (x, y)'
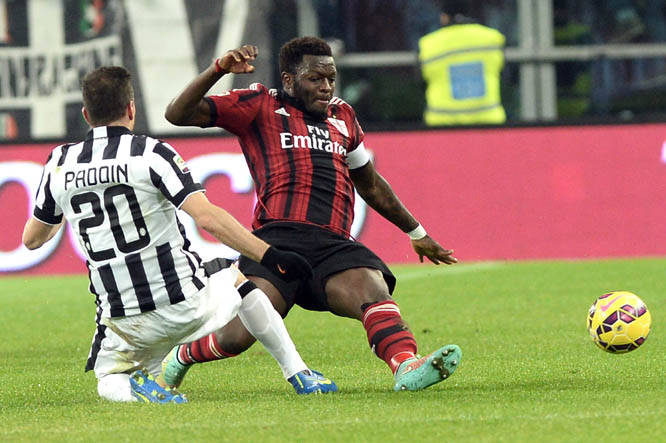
top-left (394, 262), bottom-right (505, 281)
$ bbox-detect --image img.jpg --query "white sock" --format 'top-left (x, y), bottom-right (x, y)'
top-left (237, 286), bottom-right (308, 379)
top-left (97, 373), bottom-right (137, 402)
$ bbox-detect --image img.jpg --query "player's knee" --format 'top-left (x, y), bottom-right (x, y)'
top-left (247, 276), bottom-right (289, 315)
top-left (334, 271), bottom-right (390, 303)
top-left (97, 373), bottom-right (136, 402)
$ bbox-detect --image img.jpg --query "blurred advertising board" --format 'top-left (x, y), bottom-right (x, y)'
top-left (3, 123), bottom-right (666, 275)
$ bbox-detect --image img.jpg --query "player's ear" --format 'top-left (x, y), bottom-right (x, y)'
top-left (81, 107), bottom-right (92, 126)
top-left (281, 71), bottom-right (293, 92)
top-left (127, 100), bottom-right (135, 121)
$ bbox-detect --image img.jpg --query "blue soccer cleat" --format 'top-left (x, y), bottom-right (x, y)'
top-left (130, 369), bottom-right (188, 403)
top-left (288, 369), bottom-right (338, 394)
top-left (393, 344), bottom-right (462, 392)
top-left (159, 347), bottom-right (191, 388)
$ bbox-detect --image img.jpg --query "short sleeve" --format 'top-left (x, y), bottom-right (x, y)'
top-left (203, 83), bottom-right (266, 135)
top-left (33, 149), bottom-right (64, 225)
top-left (341, 103), bottom-right (368, 169)
top-left (148, 141), bottom-right (204, 208)
top-left (351, 115), bottom-right (365, 150)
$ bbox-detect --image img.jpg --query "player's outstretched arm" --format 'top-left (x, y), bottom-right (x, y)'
top-left (165, 45), bottom-right (258, 128)
top-left (349, 161), bottom-right (457, 265)
top-left (180, 192), bottom-right (311, 281)
top-left (180, 192), bottom-right (268, 261)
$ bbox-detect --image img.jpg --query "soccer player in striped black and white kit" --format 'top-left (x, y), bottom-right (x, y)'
top-left (22, 66), bottom-right (337, 403)
top-left (163, 37), bottom-right (462, 392)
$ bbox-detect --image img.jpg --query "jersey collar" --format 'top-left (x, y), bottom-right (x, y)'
top-left (85, 125), bottom-right (133, 141)
top-left (278, 89), bottom-right (328, 121)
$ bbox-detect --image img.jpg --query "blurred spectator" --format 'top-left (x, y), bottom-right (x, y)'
top-left (404, 0), bottom-right (442, 51)
top-left (418, 0), bottom-right (506, 125)
top-left (579, 0), bottom-right (666, 116)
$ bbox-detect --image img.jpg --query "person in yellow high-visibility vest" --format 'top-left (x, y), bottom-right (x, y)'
top-left (419, 0), bottom-right (506, 126)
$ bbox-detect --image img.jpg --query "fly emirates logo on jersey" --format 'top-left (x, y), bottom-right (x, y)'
top-left (279, 121), bottom-right (348, 156)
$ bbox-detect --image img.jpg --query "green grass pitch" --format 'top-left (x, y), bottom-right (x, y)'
top-left (1, 258), bottom-right (666, 442)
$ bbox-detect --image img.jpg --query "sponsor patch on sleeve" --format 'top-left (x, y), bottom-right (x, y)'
top-left (174, 155), bottom-right (190, 173)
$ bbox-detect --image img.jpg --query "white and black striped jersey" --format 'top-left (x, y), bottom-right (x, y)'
top-left (33, 126), bottom-right (207, 318)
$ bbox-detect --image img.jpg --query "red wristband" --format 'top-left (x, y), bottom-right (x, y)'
top-left (214, 58), bottom-right (225, 74)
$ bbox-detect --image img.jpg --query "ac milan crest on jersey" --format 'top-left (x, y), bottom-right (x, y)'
top-left (327, 117), bottom-right (349, 137)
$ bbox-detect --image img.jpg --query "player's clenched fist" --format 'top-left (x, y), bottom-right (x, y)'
top-left (214, 45), bottom-right (258, 75)
top-left (260, 246), bottom-right (313, 282)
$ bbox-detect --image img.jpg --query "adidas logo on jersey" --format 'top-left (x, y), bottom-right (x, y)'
top-left (274, 107), bottom-right (290, 117)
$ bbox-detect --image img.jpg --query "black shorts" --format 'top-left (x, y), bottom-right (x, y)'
top-left (238, 222), bottom-right (396, 312)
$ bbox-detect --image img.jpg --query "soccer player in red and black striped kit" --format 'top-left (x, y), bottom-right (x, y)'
top-left (162, 37), bottom-right (462, 391)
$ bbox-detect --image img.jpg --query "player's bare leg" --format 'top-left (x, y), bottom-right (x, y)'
top-left (325, 267), bottom-right (462, 391)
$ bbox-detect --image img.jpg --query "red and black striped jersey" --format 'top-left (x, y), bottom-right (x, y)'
top-left (204, 83), bottom-right (365, 238)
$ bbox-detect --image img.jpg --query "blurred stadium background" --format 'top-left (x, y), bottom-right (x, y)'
top-left (2, 0), bottom-right (666, 276)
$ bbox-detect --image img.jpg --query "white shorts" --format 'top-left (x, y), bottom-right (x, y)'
top-left (91, 266), bottom-right (241, 379)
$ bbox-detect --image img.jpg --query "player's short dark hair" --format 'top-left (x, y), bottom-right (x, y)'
top-left (437, 0), bottom-right (472, 16)
top-left (81, 66), bottom-right (134, 126)
top-left (279, 36), bottom-right (333, 74)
